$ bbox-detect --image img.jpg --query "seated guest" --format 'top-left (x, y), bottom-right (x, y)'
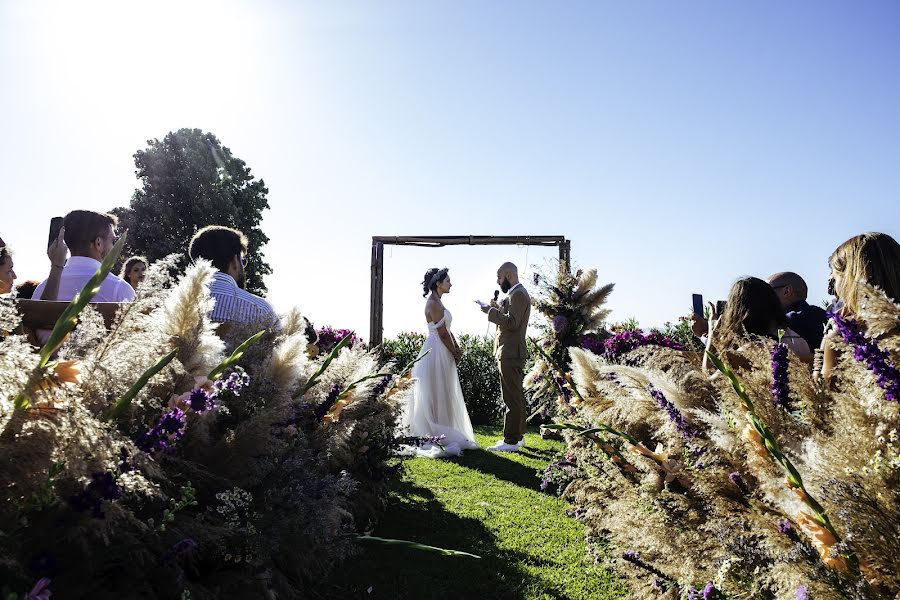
top-left (32, 211), bottom-right (135, 302)
top-left (706, 276), bottom-right (812, 367)
top-left (821, 232), bottom-right (900, 382)
top-left (187, 225), bottom-right (277, 326)
top-left (0, 242), bottom-right (15, 295)
top-left (767, 271), bottom-right (828, 350)
top-left (16, 280), bottom-right (40, 300)
top-left (121, 256), bottom-right (148, 290)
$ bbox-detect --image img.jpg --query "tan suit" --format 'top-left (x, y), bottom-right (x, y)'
top-left (487, 284), bottom-right (531, 444)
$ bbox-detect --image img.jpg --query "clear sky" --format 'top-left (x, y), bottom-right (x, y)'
top-left (2, 0), bottom-right (898, 340)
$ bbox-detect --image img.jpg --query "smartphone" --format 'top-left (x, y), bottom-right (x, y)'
top-left (692, 294), bottom-right (703, 317)
top-left (48, 216), bottom-right (64, 248)
top-left (716, 300), bottom-right (726, 315)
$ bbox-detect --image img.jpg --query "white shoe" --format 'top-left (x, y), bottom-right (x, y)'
top-left (517, 438), bottom-right (525, 448)
top-left (487, 441), bottom-right (521, 452)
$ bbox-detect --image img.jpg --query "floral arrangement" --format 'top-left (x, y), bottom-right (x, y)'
top-left (536, 272), bottom-right (900, 598)
top-left (0, 240), bottom-right (413, 599)
top-left (315, 326), bottom-right (363, 354)
top-left (526, 265), bottom-right (614, 419)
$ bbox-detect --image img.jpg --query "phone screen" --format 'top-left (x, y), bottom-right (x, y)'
top-left (48, 217), bottom-right (64, 248)
top-left (692, 294), bottom-right (703, 317)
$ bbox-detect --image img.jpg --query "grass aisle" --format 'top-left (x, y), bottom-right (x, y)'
top-left (318, 425), bottom-right (627, 599)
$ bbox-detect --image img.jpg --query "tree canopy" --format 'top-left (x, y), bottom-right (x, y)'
top-left (112, 128), bottom-right (272, 295)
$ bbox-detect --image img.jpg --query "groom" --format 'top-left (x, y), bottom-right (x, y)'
top-left (481, 262), bottom-right (531, 452)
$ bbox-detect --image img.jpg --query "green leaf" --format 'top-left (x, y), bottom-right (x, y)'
top-left (208, 329), bottom-right (266, 380)
top-left (292, 332), bottom-right (354, 399)
top-left (355, 535), bottom-right (481, 558)
top-left (106, 349), bottom-right (178, 421)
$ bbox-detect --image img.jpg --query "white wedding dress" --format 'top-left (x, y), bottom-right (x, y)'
top-left (401, 308), bottom-right (479, 458)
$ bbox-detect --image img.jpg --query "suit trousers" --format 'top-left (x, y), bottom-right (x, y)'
top-left (498, 357), bottom-right (527, 444)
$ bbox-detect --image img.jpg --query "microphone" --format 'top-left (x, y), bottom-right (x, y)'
top-left (493, 290), bottom-right (500, 302)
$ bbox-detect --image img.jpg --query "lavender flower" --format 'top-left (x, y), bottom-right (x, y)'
top-left (648, 385), bottom-right (699, 440)
top-left (622, 550), bottom-right (641, 561)
top-left (829, 310), bottom-right (900, 403)
top-left (552, 315), bottom-right (569, 334)
top-left (687, 583), bottom-right (717, 600)
top-left (188, 387), bottom-right (217, 413)
top-left (24, 578), bottom-right (51, 600)
top-left (370, 375), bottom-right (393, 400)
top-left (214, 369), bottom-right (250, 396)
top-left (777, 518), bottom-right (793, 535)
top-left (796, 585), bottom-right (808, 600)
top-left (165, 537), bottom-right (198, 562)
top-left (316, 326), bottom-right (362, 353)
top-left (314, 383), bottom-right (343, 420)
top-left (729, 471), bottom-right (749, 495)
top-left (136, 408), bottom-right (186, 453)
top-left (770, 342), bottom-right (795, 411)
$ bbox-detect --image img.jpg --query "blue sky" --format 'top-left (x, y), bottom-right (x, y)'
top-left (1, 1), bottom-right (898, 340)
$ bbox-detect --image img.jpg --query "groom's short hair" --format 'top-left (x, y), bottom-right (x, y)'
top-left (499, 262), bottom-right (518, 275)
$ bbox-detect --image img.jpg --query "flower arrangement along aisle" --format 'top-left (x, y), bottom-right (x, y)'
top-left (536, 278), bottom-right (899, 599)
top-left (0, 243), bottom-right (414, 599)
top-left (526, 265), bottom-right (614, 419)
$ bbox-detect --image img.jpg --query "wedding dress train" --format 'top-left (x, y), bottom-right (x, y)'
top-left (401, 308), bottom-right (479, 458)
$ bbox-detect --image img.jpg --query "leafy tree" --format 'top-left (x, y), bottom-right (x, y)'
top-left (111, 128), bottom-right (272, 294)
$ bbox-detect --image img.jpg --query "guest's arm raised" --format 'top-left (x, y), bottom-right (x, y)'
top-left (40, 227), bottom-right (68, 301)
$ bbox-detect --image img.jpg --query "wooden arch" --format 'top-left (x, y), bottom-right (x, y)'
top-left (369, 235), bottom-right (570, 346)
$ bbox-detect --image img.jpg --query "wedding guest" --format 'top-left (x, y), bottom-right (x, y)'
top-left (705, 276), bottom-right (811, 368)
top-left (2, 228), bottom-right (68, 299)
top-left (121, 256), bottom-right (148, 290)
top-left (820, 232), bottom-right (900, 382)
top-left (16, 280), bottom-right (40, 300)
top-left (31, 211), bottom-right (135, 302)
top-left (0, 243), bottom-right (15, 295)
top-left (187, 225), bottom-right (277, 326)
top-left (767, 271), bottom-right (828, 350)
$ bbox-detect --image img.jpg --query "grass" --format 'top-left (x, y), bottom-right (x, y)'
top-left (315, 425), bottom-right (627, 600)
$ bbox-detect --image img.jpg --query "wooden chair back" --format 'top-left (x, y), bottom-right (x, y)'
top-left (14, 300), bottom-right (124, 346)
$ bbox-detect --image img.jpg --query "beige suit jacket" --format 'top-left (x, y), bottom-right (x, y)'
top-left (488, 284), bottom-right (531, 360)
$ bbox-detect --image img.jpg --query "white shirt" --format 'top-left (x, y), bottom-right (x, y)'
top-left (32, 256), bottom-right (136, 302)
top-left (208, 271), bottom-right (278, 326)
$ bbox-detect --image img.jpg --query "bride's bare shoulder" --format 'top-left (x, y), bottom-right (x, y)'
top-left (424, 297), bottom-right (444, 322)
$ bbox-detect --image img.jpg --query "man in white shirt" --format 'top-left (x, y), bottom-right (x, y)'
top-left (32, 210), bottom-right (135, 302)
top-left (187, 225), bottom-right (277, 327)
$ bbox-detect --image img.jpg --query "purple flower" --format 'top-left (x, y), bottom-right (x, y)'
top-left (593, 330), bottom-right (687, 360)
top-left (828, 310), bottom-right (900, 403)
top-left (24, 577), bottom-right (51, 600)
top-left (729, 471), bottom-right (749, 495)
top-left (370, 375), bottom-right (393, 400)
top-left (702, 582), bottom-right (716, 600)
top-left (314, 383), bottom-right (343, 420)
top-left (188, 388), bottom-right (217, 413)
top-left (316, 327), bottom-right (362, 353)
top-left (136, 408), bottom-right (186, 453)
top-left (622, 550), bottom-right (641, 561)
top-left (770, 342), bottom-right (795, 411)
top-left (777, 518), bottom-right (793, 535)
top-left (214, 369), bottom-right (251, 396)
top-left (165, 537), bottom-right (198, 562)
top-left (552, 315), bottom-right (569, 334)
top-left (648, 385), bottom-right (700, 440)
top-left (796, 585), bottom-right (808, 600)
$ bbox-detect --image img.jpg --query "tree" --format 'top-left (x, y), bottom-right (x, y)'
top-left (111, 128), bottom-right (272, 295)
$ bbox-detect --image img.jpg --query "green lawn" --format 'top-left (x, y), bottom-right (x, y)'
top-left (315, 426), bottom-right (627, 600)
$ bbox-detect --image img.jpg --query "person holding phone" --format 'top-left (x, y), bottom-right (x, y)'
top-left (31, 211), bottom-right (135, 303)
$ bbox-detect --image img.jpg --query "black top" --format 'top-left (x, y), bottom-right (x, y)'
top-left (784, 300), bottom-right (828, 350)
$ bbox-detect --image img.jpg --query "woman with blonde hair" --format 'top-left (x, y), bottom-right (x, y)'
top-left (820, 232), bottom-right (900, 381)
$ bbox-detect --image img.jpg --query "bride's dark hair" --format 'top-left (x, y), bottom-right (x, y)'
top-left (421, 267), bottom-right (449, 297)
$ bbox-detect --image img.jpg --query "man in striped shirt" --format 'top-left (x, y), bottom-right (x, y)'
top-left (188, 226), bottom-right (278, 327)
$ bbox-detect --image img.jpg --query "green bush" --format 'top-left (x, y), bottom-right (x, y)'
top-left (380, 332), bottom-right (505, 426)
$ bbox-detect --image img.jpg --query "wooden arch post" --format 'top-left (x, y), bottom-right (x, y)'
top-left (369, 235), bottom-right (570, 347)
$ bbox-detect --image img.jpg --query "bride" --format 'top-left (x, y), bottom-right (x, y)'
top-left (401, 267), bottom-right (479, 457)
